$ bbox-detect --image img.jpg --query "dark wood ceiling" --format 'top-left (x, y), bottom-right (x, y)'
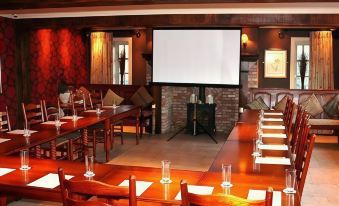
top-left (0, 0), bottom-right (336, 10)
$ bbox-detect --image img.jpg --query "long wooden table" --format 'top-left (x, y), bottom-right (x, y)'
top-left (0, 105), bottom-right (141, 162)
top-left (0, 109), bottom-right (301, 206)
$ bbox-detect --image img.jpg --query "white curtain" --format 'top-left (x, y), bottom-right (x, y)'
top-left (309, 31), bottom-right (334, 89)
top-left (90, 32), bottom-right (113, 84)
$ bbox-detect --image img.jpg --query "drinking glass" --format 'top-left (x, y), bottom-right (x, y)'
top-left (96, 104), bottom-right (102, 115)
top-left (20, 150), bottom-right (30, 170)
top-left (252, 138), bottom-right (261, 157)
top-left (23, 122), bottom-right (30, 137)
top-left (160, 160), bottom-right (172, 184)
top-left (112, 100), bottom-right (117, 109)
top-left (284, 169), bottom-right (296, 194)
top-left (72, 109), bottom-right (77, 121)
top-left (84, 155), bottom-right (95, 177)
top-left (221, 164), bottom-right (232, 187)
top-left (55, 113), bottom-right (61, 127)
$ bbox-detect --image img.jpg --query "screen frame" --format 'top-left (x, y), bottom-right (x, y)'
top-left (152, 27), bottom-right (242, 88)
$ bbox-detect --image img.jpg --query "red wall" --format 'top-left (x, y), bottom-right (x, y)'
top-left (0, 17), bottom-right (17, 124)
top-left (29, 28), bottom-right (88, 104)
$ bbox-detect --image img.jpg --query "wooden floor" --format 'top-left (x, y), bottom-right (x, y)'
top-left (7, 132), bottom-right (339, 206)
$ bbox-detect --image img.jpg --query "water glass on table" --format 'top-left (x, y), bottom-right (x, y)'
top-left (84, 155), bottom-right (95, 177)
top-left (96, 104), bottom-right (102, 115)
top-left (252, 138), bottom-right (261, 157)
top-left (72, 109), bottom-right (78, 121)
top-left (283, 168), bottom-right (297, 194)
top-left (221, 164), bottom-right (232, 188)
top-left (160, 160), bottom-right (172, 184)
top-left (20, 149), bottom-right (31, 170)
top-left (23, 123), bottom-right (31, 137)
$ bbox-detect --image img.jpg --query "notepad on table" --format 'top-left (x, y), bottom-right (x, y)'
top-left (247, 189), bottom-right (282, 206)
top-left (258, 144), bottom-right (288, 151)
top-left (261, 125), bottom-right (285, 130)
top-left (255, 157), bottom-right (291, 165)
top-left (7, 130), bottom-right (38, 135)
top-left (0, 138), bottom-right (10, 144)
top-left (262, 133), bottom-right (287, 138)
top-left (41, 121), bottom-right (67, 125)
top-left (175, 185), bottom-right (214, 200)
top-left (264, 112), bottom-right (283, 116)
top-left (28, 173), bottom-right (73, 189)
top-left (119, 180), bottom-right (153, 196)
top-left (84, 110), bottom-right (104, 113)
top-left (61, 116), bottom-right (84, 120)
top-left (262, 118), bottom-right (284, 122)
top-left (0, 168), bottom-right (15, 176)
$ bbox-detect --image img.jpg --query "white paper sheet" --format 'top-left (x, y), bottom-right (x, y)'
top-left (61, 116), bottom-right (84, 120)
top-left (119, 180), bottom-right (153, 196)
top-left (84, 110), bottom-right (104, 113)
top-left (175, 185), bottom-right (214, 200)
top-left (255, 157), bottom-right (291, 165)
top-left (247, 189), bottom-right (282, 206)
top-left (0, 168), bottom-right (15, 176)
top-left (258, 144), bottom-right (288, 151)
top-left (262, 118), bottom-right (284, 122)
top-left (262, 133), bottom-right (287, 138)
top-left (28, 173), bottom-right (73, 189)
top-left (41, 121), bottom-right (67, 125)
top-left (7, 130), bottom-right (38, 135)
top-left (264, 112), bottom-right (283, 116)
top-left (261, 125), bottom-right (285, 130)
top-left (0, 138), bottom-right (10, 143)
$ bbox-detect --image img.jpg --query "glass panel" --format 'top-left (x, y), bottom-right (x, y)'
top-left (305, 62), bottom-right (309, 76)
top-left (297, 45), bottom-right (303, 60)
top-left (125, 45), bottom-right (129, 58)
top-left (304, 77), bottom-right (309, 89)
top-left (125, 60), bottom-right (129, 73)
top-left (304, 45), bottom-right (310, 60)
top-left (296, 61), bottom-right (300, 76)
top-left (296, 77), bottom-right (301, 89)
top-left (118, 45), bottom-right (124, 58)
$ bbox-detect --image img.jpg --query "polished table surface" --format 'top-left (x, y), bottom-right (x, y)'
top-left (0, 109), bottom-right (301, 205)
top-left (0, 105), bottom-right (140, 161)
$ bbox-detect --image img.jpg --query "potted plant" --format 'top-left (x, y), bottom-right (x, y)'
top-left (119, 49), bottom-right (126, 85)
top-left (299, 51), bottom-right (307, 90)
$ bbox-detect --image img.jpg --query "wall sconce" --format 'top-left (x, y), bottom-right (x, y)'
top-left (241, 34), bottom-right (248, 48)
top-left (135, 30), bottom-right (141, 38)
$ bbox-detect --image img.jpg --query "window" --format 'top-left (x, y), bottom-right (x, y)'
top-left (290, 37), bottom-right (310, 89)
top-left (113, 38), bottom-right (132, 85)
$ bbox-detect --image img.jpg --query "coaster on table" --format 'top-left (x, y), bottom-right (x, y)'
top-left (61, 116), bottom-right (84, 120)
top-left (261, 125), bottom-right (285, 130)
top-left (0, 168), bottom-right (15, 176)
top-left (7, 130), bottom-right (38, 135)
top-left (119, 180), bottom-right (153, 196)
top-left (41, 121), bottom-right (67, 125)
top-left (262, 118), bottom-right (284, 122)
top-left (255, 157), bottom-right (291, 165)
top-left (84, 110), bottom-right (104, 113)
top-left (28, 173), bottom-right (73, 189)
top-left (0, 138), bottom-right (11, 144)
top-left (247, 189), bottom-right (282, 206)
top-left (175, 185), bottom-right (214, 200)
top-left (264, 112), bottom-right (283, 116)
top-left (258, 144), bottom-right (288, 151)
top-left (262, 133), bottom-right (287, 139)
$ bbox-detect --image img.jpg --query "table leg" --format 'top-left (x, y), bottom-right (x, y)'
top-left (136, 112), bottom-right (140, 145)
top-left (35, 145), bottom-right (41, 159)
top-left (82, 129), bottom-right (88, 157)
top-left (50, 140), bottom-right (57, 160)
top-left (104, 119), bottom-right (111, 162)
top-left (0, 194), bottom-right (6, 206)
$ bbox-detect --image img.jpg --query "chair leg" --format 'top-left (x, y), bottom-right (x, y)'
top-left (93, 130), bottom-right (97, 158)
top-left (0, 194), bottom-right (6, 206)
top-left (120, 124), bottom-right (124, 145)
top-left (68, 139), bottom-right (73, 161)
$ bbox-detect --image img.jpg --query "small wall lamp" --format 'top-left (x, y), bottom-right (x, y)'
top-left (241, 33), bottom-right (248, 48)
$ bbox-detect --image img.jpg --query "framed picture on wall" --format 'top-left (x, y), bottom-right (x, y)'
top-left (264, 50), bottom-right (287, 78)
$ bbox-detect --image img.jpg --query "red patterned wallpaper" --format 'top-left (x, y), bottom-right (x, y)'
top-left (0, 17), bottom-right (17, 125)
top-left (29, 28), bottom-right (88, 104)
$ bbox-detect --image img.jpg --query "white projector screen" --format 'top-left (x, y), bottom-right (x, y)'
top-left (153, 29), bottom-right (241, 86)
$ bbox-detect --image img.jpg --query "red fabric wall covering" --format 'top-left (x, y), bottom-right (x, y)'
top-left (0, 17), bottom-right (17, 125)
top-left (29, 28), bottom-right (88, 104)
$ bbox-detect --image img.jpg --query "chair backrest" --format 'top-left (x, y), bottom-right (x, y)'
top-left (0, 106), bottom-right (11, 132)
top-left (58, 168), bottom-right (137, 206)
top-left (295, 132), bottom-right (315, 197)
top-left (22, 101), bottom-right (45, 126)
top-left (283, 97), bottom-right (292, 120)
top-left (42, 100), bottom-right (60, 121)
top-left (70, 92), bottom-right (87, 112)
top-left (285, 102), bottom-right (295, 136)
top-left (291, 110), bottom-right (309, 154)
top-left (90, 90), bottom-right (103, 109)
top-left (180, 180), bottom-right (273, 206)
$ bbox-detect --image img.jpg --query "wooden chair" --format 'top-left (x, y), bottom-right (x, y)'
top-left (285, 102), bottom-right (295, 136)
top-left (89, 90), bottom-right (103, 109)
top-left (58, 168), bottom-right (137, 206)
top-left (0, 106), bottom-right (11, 132)
top-left (22, 101), bottom-right (45, 127)
top-left (180, 180), bottom-right (273, 206)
